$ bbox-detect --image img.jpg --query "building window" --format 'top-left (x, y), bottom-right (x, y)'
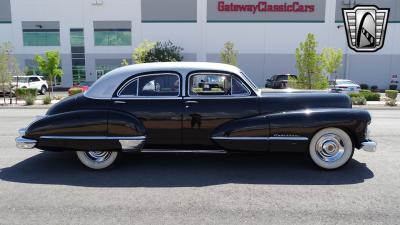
top-left (23, 30), bottom-right (60, 46)
top-left (94, 29), bottom-right (131, 46)
top-left (70, 29), bottom-right (84, 47)
top-left (70, 29), bottom-right (86, 84)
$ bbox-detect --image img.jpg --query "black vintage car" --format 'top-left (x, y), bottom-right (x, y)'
top-left (16, 62), bottom-right (376, 170)
top-left (265, 74), bottom-right (297, 89)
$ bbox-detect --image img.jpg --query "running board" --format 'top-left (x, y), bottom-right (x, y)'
top-left (141, 149), bottom-right (227, 154)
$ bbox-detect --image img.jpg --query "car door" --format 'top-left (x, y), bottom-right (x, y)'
top-left (182, 72), bottom-right (259, 149)
top-left (111, 72), bottom-right (183, 148)
top-left (28, 77), bottom-right (41, 89)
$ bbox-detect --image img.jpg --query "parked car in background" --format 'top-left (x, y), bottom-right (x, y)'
top-left (11, 76), bottom-right (48, 95)
top-left (68, 81), bottom-right (93, 96)
top-left (329, 79), bottom-right (361, 93)
top-left (265, 74), bottom-right (297, 89)
top-left (16, 62), bottom-right (376, 170)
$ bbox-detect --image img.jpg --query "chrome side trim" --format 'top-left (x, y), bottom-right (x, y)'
top-left (40, 136), bottom-right (146, 140)
top-left (212, 136), bottom-right (269, 141)
top-left (15, 137), bottom-right (37, 149)
top-left (211, 136), bottom-right (309, 141)
top-left (360, 140), bottom-right (377, 152)
top-left (269, 137), bottom-right (309, 141)
top-left (119, 139), bottom-right (145, 152)
top-left (141, 149), bottom-right (227, 154)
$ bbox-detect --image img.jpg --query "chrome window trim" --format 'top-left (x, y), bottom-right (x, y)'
top-left (116, 73), bottom-right (181, 98)
top-left (112, 97), bottom-right (183, 100)
top-left (231, 76), bottom-right (251, 96)
top-left (187, 72), bottom-right (251, 98)
top-left (40, 135), bottom-right (146, 140)
top-left (211, 136), bottom-right (309, 141)
top-left (117, 78), bottom-right (138, 97)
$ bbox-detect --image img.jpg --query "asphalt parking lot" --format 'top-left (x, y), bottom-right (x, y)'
top-left (0, 108), bottom-right (399, 225)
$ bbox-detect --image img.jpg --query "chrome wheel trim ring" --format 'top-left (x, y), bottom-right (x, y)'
top-left (315, 133), bottom-right (345, 162)
top-left (84, 151), bottom-right (112, 163)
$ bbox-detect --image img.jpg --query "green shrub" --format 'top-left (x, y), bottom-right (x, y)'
top-left (351, 96), bottom-right (366, 105)
top-left (16, 88), bottom-right (37, 97)
top-left (24, 94), bottom-right (36, 105)
top-left (360, 84), bottom-right (369, 90)
top-left (385, 90), bottom-right (398, 106)
top-left (43, 95), bottom-right (52, 105)
top-left (69, 88), bottom-right (83, 96)
top-left (348, 93), bottom-right (360, 98)
top-left (358, 90), bottom-right (380, 101)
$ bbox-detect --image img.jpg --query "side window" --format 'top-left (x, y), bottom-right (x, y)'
top-left (118, 79), bottom-right (138, 96)
top-left (232, 76), bottom-right (250, 96)
top-left (138, 74), bottom-right (179, 96)
top-left (189, 74), bottom-right (231, 96)
top-left (29, 77), bottom-right (40, 82)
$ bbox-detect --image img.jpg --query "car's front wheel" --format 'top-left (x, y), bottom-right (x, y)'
top-left (76, 151), bottom-right (119, 170)
top-left (309, 128), bottom-right (354, 170)
top-left (40, 86), bottom-right (47, 95)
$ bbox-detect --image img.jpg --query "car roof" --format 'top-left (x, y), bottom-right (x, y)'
top-left (85, 62), bottom-right (243, 99)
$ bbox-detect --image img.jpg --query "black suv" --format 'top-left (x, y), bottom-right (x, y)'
top-left (265, 74), bottom-right (297, 89)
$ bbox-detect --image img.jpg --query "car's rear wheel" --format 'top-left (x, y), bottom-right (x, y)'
top-left (40, 86), bottom-right (47, 95)
top-left (76, 151), bottom-right (119, 170)
top-left (309, 128), bottom-right (354, 170)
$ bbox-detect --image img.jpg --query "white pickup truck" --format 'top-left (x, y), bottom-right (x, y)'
top-left (12, 76), bottom-right (49, 95)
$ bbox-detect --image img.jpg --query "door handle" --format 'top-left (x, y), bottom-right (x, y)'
top-left (114, 100), bottom-right (126, 104)
top-left (185, 100), bottom-right (198, 104)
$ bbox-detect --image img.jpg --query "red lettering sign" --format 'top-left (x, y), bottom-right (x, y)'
top-left (217, 1), bottom-right (316, 14)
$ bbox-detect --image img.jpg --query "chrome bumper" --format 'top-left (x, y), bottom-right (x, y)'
top-left (361, 140), bottom-right (377, 152)
top-left (16, 128), bottom-right (37, 149)
top-left (16, 136), bottom-right (37, 149)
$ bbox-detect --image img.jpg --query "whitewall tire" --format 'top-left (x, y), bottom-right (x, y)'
top-left (309, 128), bottom-right (354, 170)
top-left (76, 151), bottom-right (119, 170)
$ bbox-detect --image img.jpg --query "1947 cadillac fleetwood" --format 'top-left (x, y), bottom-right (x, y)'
top-left (16, 62), bottom-right (376, 170)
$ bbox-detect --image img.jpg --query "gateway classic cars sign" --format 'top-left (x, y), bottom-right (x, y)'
top-left (208, 0), bottom-right (326, 22)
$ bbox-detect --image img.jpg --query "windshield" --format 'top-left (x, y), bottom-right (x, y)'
top-left (12, 77), bottom-right (29, 83)
top-left (240, 71), bottom-right (258, 90)
top-left (336, 80), bottom-right (356, 85)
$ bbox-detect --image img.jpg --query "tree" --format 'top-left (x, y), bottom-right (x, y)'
top-left (144, 41), bottom-right (183, 62)
top-left (291, 33), bottom-right (328, 90)
top-left (220, 41), bottom-right (237, 66)
top-left (132, 40), bottom-right (156, 64)
top-left (121, 58), bottom-right (129, 66)
top-left (34, 51), bottom-right (63, 96)
top-left (0, 42), bottom-right (22, 104)
top-left (321, 48), bottom-right (343, 80)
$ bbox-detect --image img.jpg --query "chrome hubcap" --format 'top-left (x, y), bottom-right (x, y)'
top-left (315, 134), bottom-right (345, 162)
top-left (85, 151), bottom-right (112, 163)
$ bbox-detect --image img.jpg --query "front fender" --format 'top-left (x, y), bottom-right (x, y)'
top-left (268, 108), bottom-right (371, 149)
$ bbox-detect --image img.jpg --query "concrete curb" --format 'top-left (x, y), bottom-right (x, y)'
top-left (353, 105), bottom-right (400, 110)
